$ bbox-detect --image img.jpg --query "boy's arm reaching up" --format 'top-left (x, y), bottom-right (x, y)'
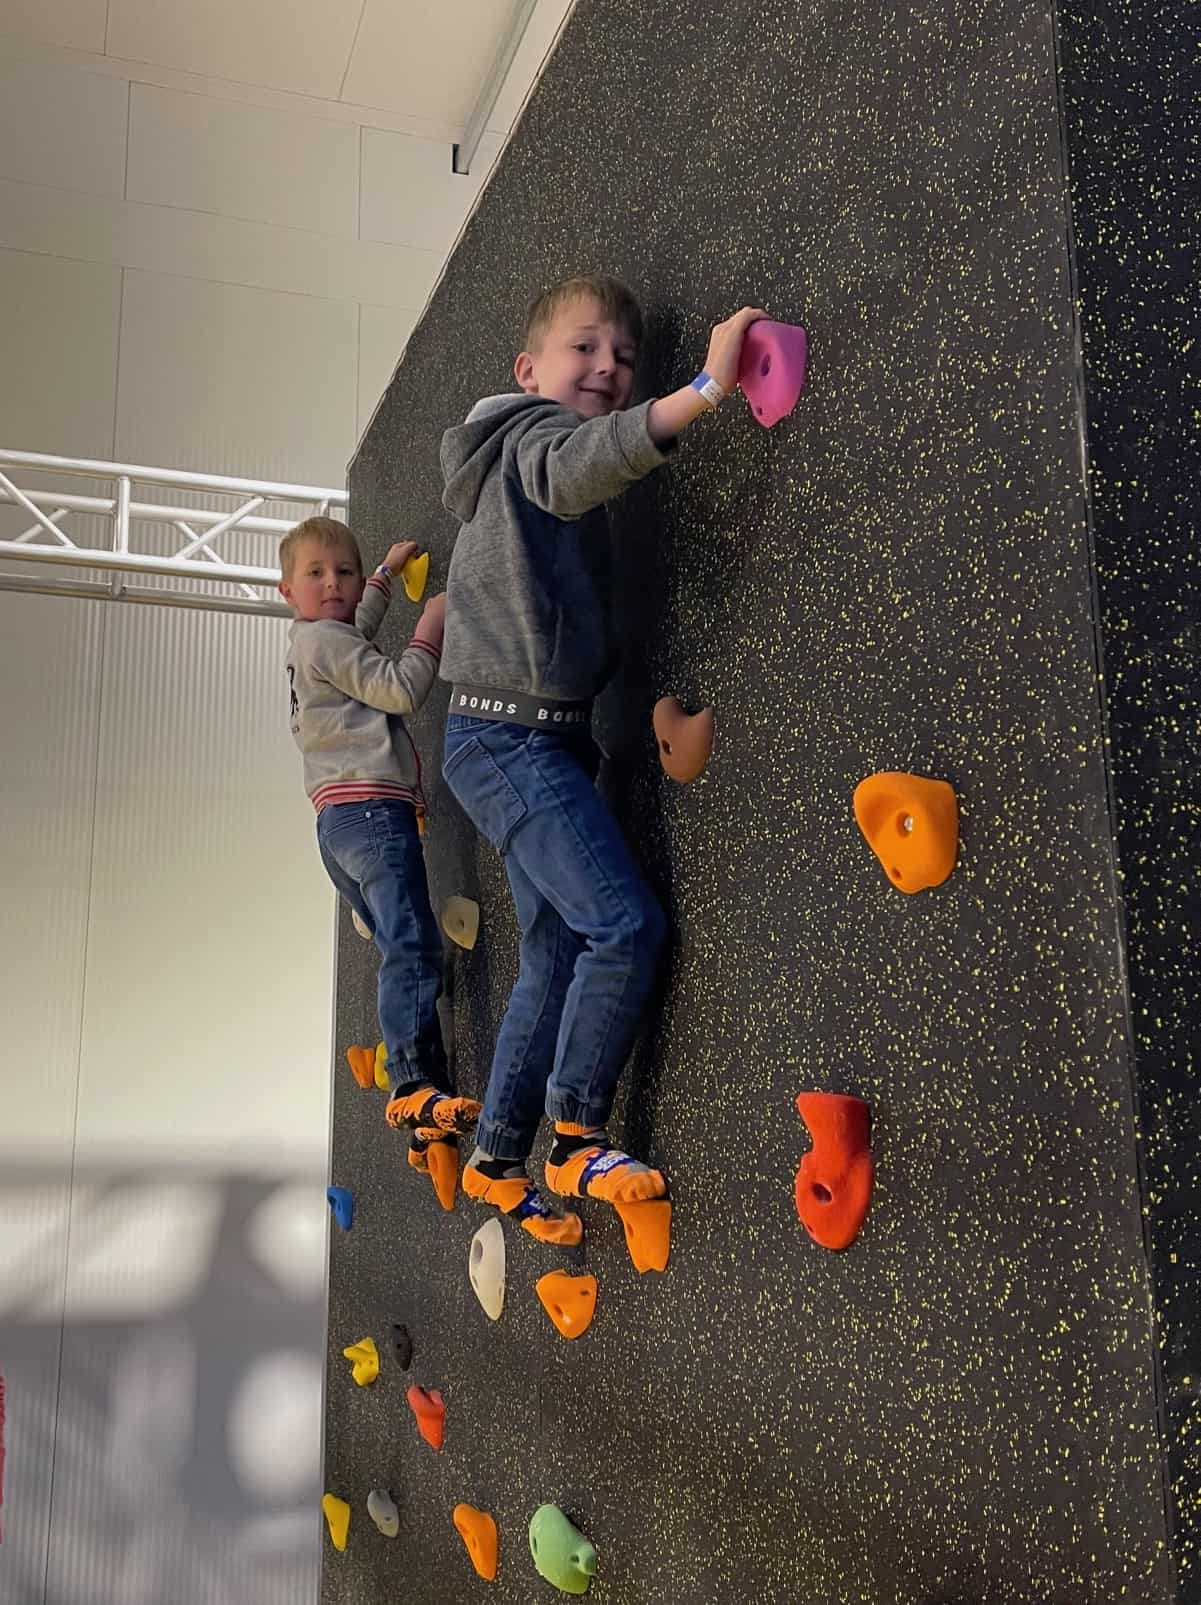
top-left (315, 592), bottom-right (446, 716)
top-left (513, 305), bottom-right (767, 519)
top-left (355, 541), bottom-right (422, 640)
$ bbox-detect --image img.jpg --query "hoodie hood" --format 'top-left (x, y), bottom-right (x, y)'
top-left (441, 392), bottom-right (575, 522)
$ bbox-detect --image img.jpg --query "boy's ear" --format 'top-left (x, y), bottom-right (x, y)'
top-left (513, 351), bottom-right (538, 394)
top-left (278, 577), bottom-right (294, 605)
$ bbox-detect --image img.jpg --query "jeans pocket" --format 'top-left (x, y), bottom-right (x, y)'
top-left (442, 735), bottom-right (528, 851)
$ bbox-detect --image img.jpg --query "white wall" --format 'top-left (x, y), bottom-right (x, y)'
top-left (0, 6), bottom-right (573, 1601)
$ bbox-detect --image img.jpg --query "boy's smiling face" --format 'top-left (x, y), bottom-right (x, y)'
top-left (514, 295), bottom-right (637, 418)
top-left (279, 537), bottom-right (365, 623)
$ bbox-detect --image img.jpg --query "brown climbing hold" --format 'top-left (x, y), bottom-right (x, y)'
top-left (441, 896), bottom-right (480, 950)
top-left (535, 1271), bottom-right (598, 1340)
top-left (613, 1198), bottom-right (672, 1273)
top-left (653, 697), bottom-right (715, 783)
top-left (794, 1092), bottom-right (874, 1250)
top-left (406, 1385), bottom-right (445, 1449)
top-left (853, 771), bottom-right (958, 893)
top-left (453, 1504), bottom-right (499, 1581)
top-left (345, 1046), bottom-right (375, 1089)
top-left (425, 1136), bottom-right (459, 1212)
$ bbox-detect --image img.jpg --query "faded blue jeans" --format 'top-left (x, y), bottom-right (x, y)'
top-left (316, 799), bottom-right (448, 1092)
top-left (442, 714), bottom-right (666, 1163)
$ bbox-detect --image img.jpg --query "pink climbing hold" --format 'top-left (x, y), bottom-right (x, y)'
top-left (738, 320), bottom-right (809, 428)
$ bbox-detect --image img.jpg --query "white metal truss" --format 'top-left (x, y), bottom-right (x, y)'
top-left (0, 449), bottom-right (347, 619)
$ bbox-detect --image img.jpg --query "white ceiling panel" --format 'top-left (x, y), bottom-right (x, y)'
top-left (0, 0), bottom-right (107, 52)
top-left (127, 84), bottom-right (359, 237)
top-left (0, 55), bottom-right (128, 197)
top-left (104, 0), bottom-right (365, 100)
top-left (341, 0), bottom-right (513, 122)
top-left (486, 0), bottom-right (573, 133)
top-left (360, 125), bottom-right (500, 255)
top-left (357, 302), bottom-right (420, 435)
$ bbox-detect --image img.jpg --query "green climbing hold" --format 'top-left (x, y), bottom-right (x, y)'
top-left (528, 1504), bottom-right (597, 1595)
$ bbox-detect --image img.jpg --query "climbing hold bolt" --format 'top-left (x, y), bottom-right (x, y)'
top-left (737, 319), bottom-right (809, 427)
top-left (653, 697), bottom-right (715, 783)
top-left (853, 772), bottom-right (959, 893)
top-left (469, 1217), bottom-right (506, 1321)
top-left (342, 1337), bottom-right (379, 1387)
top-left (453, 1504), bottom-right (499, 1580)
top-left (794, 1092), bottom-right (874, 1250)
top-left (528, 1504), bottom-right (597, 1594)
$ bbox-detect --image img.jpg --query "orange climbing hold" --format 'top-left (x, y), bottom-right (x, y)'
top-left (345, 1046), bottom-right (375, 1089)
top-left (613, 1198), bottom-right (672, 1273)
top-left (853, 771), bottom-right (958, 893)
top-left (406, 1385), bottom-right (445, 1449)
top-left (653, 697), bottom-right (715, 783)
top-left (425, 1135), bottom-right (459, 1211)
top-left (535, 1271), bottom-right (598, 1339)
top-left (453, 1504), bottom-right (499, 1581)
top-left (794, 1092), bottom-right (874, 1250)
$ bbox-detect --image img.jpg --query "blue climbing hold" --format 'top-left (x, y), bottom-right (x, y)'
top-left (327, 1187), bottom-right (354, 1231)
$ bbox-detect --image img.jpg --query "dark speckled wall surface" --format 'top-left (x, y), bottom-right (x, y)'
top-left (324, 1), bottom-right (1197, 1600)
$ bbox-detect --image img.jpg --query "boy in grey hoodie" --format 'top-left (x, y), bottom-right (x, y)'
top-left (281, 516), bottom-right (481, 1190)
top-left (440, 273), bottom-right (765, 1245)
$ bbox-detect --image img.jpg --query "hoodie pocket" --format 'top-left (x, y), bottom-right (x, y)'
top-left (442, 735), bottom-right (527, 851)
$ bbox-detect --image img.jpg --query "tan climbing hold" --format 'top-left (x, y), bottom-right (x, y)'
top-left (343, 1336), bottom-right (379, 1387)
top-left (853, 771), bottom-right (959, 893)
top-left (402, 551), bottom-right (429, 602)
top-left (453, 1504), bottom-right (499, 1580)
top-left (535, 1271), bottom-right (598, 1340)
top-left (441, 896), bottom-right (480, 950)
top-left (322, 1493), bottom-right (351, 1552)
top-left (613, 1198), bottom-right (672, 1273)
top-left (373, 1041), bottom-right (391, 1091)
top-left (345, 1046), bottom-right (375, 1089)
top-left (653, 697), bottom-right (715, 783)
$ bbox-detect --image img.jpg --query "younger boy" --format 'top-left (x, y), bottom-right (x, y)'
top-left (280, 516), bottom-right (480, 1177)
top-left (439, 274), bottom-right (765, 1243)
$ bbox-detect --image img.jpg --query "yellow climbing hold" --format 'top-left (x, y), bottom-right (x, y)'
top-left (343, 1337), bottom-right (380, 1387)
top-left (442, 896), bottom-right (480, 951)
top-left (323, 1493), bottom-right (351, 1552)
top-left (402, 551), bottom-right (429, 602)
top-left (373, 1041), bottom-right (391, 1091)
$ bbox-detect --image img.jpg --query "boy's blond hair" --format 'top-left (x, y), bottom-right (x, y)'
top-left (279, 516), bottom-right (363, 580)
top-left (523, 273), bottom-right (643, 354)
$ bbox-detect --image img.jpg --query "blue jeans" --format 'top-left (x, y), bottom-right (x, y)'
top-left (442, 714), bottom-right (666, 1163)
top-left (316, 799), bottom-right (447, 1092)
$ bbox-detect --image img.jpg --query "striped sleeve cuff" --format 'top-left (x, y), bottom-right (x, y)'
top-left (408, 636), bottom-right (441, 661)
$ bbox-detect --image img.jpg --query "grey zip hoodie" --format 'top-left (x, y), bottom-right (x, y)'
top-left (440, 393), bottom-right (674, 702)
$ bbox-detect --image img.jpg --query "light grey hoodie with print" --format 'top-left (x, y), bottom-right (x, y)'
top-left (285, 568), bottom-right (440, 814)
top-left (440, 393), bottom-right (675, 703)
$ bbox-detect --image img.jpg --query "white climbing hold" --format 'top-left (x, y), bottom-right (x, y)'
top-left (468, 1216), bottom-right (505, 1321)
top-left (367, 1488), bottom-right (399, 1538)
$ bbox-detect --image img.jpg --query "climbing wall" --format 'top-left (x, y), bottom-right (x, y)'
top-left (323, 0), bottom-right (1195, 1599)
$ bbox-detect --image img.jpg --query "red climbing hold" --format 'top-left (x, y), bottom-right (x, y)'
top-left (406, 1385), bottom-right (445, 1450)
top-left (738, 320), bottom-right (809, 427)
top-left (794, 1092), bottom-right (874, 1250)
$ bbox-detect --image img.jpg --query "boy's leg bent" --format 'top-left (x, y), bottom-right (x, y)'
top-left (474, 852), bottom-right (584, 1162)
